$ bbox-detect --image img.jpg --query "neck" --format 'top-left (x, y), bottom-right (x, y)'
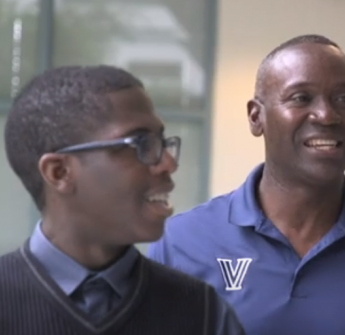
top-left (41, 214), bottom-right (128, 271)
top-left (258, 165), bottom-right (344, 255)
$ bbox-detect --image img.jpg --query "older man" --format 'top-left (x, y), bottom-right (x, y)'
top-left (148, 34), bottom-right (345, 335)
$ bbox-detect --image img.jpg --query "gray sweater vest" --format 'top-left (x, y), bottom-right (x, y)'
top-left (0, 243), bottom-right (218, 335)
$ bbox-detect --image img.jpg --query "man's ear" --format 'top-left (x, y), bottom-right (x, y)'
top-left (38, 153), bottom-right (76, 195)
top-left (247, 98), bottom-right (264, 137)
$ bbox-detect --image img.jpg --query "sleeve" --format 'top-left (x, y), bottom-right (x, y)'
top-left (207, 285), bottom-right (246, 335)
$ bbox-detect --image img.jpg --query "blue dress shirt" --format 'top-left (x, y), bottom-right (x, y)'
top-left (30, 223), bottom-right (138, 321)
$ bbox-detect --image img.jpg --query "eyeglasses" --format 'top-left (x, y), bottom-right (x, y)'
top-left (55, 133), bottom-right (181, 166)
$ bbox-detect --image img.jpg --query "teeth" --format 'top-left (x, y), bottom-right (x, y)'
top-left (147, 193), bottom-right (170, 202)
top-left (306, 139), bottom-right (338, 147)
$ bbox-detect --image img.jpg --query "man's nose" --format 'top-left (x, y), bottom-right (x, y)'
top-left (150, 149), bottom-right (178, 175)
top-left (310, 99), bottom-right (342, 125)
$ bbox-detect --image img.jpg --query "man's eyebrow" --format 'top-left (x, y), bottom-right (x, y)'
top-left (284, 81), bottom-right (313, 90)
top-left (123, 128), bottom-right (150, 136)
top-left (334, 83), bottom-right (345, 90)
top-left (122, 126), bottom-right (165, 137)
top-left (284, 81), bottom-right (345, 91)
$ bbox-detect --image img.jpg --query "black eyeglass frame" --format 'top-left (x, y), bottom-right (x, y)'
top-left (55, 134), bottom-right (181, 166)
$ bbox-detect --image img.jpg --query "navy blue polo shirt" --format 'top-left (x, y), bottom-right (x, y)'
top-left (148, 164), bottom-right (345, 335)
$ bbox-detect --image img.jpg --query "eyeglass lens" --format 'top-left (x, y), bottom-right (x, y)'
top-left (138, 134), bottom-right (179, 165)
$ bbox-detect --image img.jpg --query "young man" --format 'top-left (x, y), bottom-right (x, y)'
top-left (148, 34), bottom-right (345, 335)
top-left (0, 65), bottom-right (244, 335)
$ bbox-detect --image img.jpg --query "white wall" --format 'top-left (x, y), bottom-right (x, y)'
top-left (211, 0), bottom-right (345, 196)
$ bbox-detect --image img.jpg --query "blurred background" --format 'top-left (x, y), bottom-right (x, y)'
top-left (1, 0), bottom-right (345, 255)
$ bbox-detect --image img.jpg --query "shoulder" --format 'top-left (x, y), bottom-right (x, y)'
top-left (145, 257), bottom-right (217, 299)
top-left (166, 192), bottom-right (234, 236)
top-left (147, 191), bottom-right (247, 270)
top-left (141, 257), bottom-right (245, 334)
top-left (158, 191), bottom-right (243, 255)
top-left (0, 248), bottom-right (23, 268)
top-left (0, 248), bottom-right (26, 288)
top-left (147, 193), bottom-right (236, 268)
top-left (146, 257), bottom-right (205, 283)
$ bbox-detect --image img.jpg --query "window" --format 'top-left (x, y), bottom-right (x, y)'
top-left (0, 0), bottom-right (40, 254)
top-left (53, 0), bottom-right (209, 110)
top-left (0, 0), bottom-right (39, 101)
top-left (0, 0), bottom-right (215, 254)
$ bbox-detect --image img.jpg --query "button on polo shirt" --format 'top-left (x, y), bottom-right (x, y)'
top-left (148, 164), bottom-right (345, 335)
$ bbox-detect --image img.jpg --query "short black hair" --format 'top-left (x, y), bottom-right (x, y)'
top-left (5, 65), bottom-right (143, 210)
top-left (255, 34), bottom-right (342, 98)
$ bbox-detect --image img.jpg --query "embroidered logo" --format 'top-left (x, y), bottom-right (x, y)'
top-left (217, 258), bottom-right (252, 291)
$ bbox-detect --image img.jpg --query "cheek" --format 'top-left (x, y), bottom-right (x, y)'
top-left (77, 163), bottom-right (149, 208)
top-left (265, 106), bottom-right (302, 138)
top-left (264, 118), bottom-right (285, 141)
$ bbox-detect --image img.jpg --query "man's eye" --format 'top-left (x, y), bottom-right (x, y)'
top-left (291, 94), bottom-right (311, 103)
top-left (335, 94), bottom-right (345, 103)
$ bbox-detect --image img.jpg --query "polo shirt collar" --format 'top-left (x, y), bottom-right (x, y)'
top-left (228, 163), bottom-right (265, 227)
top-left (228, 163), bottom-right (345, 232)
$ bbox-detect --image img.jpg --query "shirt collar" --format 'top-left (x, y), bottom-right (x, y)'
top-left (228, 163), bottom-right (345, 231)
top-left (100, 245), bottom-right (138, 294)
top-left (228, 163), bottom-right (265, 227)
top-left (29, 222), bottom-right (139, 297)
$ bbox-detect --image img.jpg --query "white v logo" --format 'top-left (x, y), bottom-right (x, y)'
top-left (217, 258), bottom-right (252, 291)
